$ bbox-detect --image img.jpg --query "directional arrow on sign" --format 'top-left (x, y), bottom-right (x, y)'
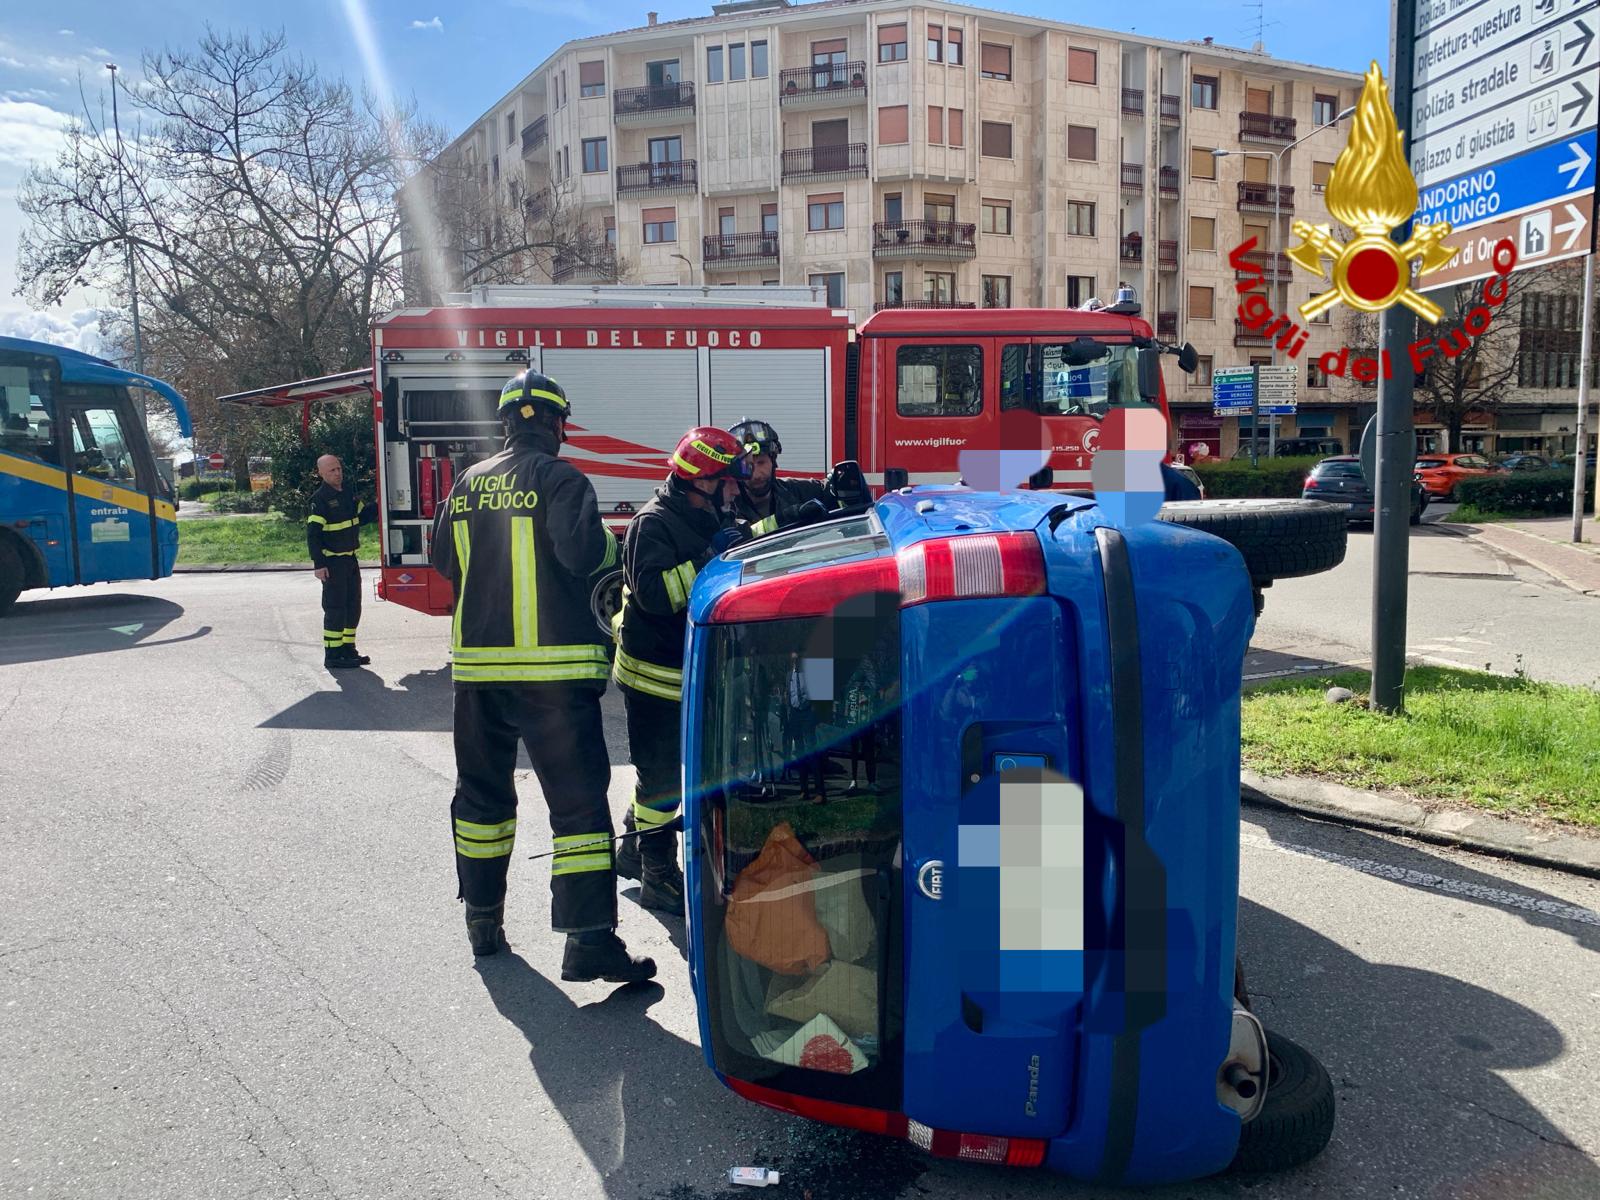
top-left (1561, 140), bottom-right (1592, 190)
top-left (1555, 201), bottom-right (1590, 251)
top-left (1567, 19), bottom-right (1595, 67)
top-left (1566, 80), bottom-right (1595, 131)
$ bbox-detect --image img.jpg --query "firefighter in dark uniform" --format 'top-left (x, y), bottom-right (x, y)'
top-left (726, 419), bottom-right (831, 538)
top-left (611, 427), bottom-right (751, 904)
top-left (307, 454), bottom-right (378, 670)
top-left (430, 369), bottom-right (654, 984)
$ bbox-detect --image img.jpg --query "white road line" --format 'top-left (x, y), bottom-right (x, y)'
top-left (1242, 832), bottom-right (1600, 928)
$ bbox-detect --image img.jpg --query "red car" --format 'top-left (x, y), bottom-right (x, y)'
top-left (1413, 453), bottom-right (1505, 500)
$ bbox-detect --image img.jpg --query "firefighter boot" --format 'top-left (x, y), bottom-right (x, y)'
top-left (465, 902), bottom-right (509, 957)
top-left (326, 648), bottom-right (358, 671)
top-left (561, 930), bottom-right (657, 984)
top-left (614, 809), bottom-right (642, 881)
top-left (342, 645), bottom-right (372, 666)
top-left (639, 829), bottom-right (685, 916)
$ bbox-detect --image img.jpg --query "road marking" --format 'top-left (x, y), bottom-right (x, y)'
top-left (1242, 662), bottom-right (1340, 681)
top-left (1242, 832), bottom-right (1600, 928)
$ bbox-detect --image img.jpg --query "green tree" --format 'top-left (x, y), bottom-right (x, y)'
top-left (260, 401), bottom-right (377, 522)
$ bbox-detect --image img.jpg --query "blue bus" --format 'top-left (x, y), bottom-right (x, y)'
top-left (0, 335), bottom-right (193, 615)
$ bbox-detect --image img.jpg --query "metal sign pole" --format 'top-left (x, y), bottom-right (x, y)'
top-left (1576, 252), bottom-right (1595, 542)
top-left (1371, 0), bottom-right (1420, 715)
top-left (1251, 364), bottom-right (1261, 467)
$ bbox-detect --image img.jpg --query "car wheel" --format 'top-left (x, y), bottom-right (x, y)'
top-left (1228, 1030), bottom-right (1337, 1174)
top-left (590, 568), bottom-right (625, 643)
top-left (1157, 499), bottom-right (1349, 586)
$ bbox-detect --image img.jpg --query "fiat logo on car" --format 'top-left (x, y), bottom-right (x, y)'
top-left (916, 860), bottom-right (944, 900)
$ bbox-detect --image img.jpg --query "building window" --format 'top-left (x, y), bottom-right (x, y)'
top-left (897, 344), bottom-right (982, 416)
top-left (1308, 293), bottom-right (1331, 324)
top-left (762, 203), bottom-right (778, 235)
top-left (928, 105), bottom-right (944, 144)
top-left (719, 207), bottom-right (736, 238)
top-left (580, 61), bottom-right (605, 97)
top-left (729, 43), bottom-right (747, 81)
top-left (879, 24), bottom-right (908, 62)
top-left (558, 71), bottom-right (567, 107)
top-left (1188, 285), bottom-right (1214, 319)
top-left (928, 24), bottom-right (943, 62)
top-left (880, 105), bottom-right (910, 144)
top-left (505, 112), bottom-right (516, 143)
top-left (1067, 47), bottom-right (1097, 85)
top-left (1313, 93), bottom-right (1337, 125)
top-left (808, 193), bottom-right (845, 230)
top-left (1313, 161), bottom-right (1334, 192)
top-left (981, 120), bottom-right (1013, 158)
top-left (1192, 74), bottom-right (1218, 109)
top-left (491, 153), bottom-right (500, 182)
top-left (1189, 215), bottom-right (1215, 251)
top-left (810, 272), bottom-right (845, 306)
top-left (707, 45), bottom-right (724, 83)
top-left (924, 193), bottom-right (955, 224)
top-left (885, 271), bottom-right (903, 304)
top-left (924, 271), bottom-right (956, 302)
top-left (982, 199), bottom-right (1012, 235)
top-left (948, 28), bottom-right (963, 65)
top-left (1068, 201), bottom-right (1096, 237)
top-left (1307, 361), bottom-right (1328, 387)
top-left (1067, 274), bottom-right (1095, 307)
top-left (1195, 355), bottom-right (1213, 385)
top-left (983, 275), bottom-right (1012, 308)
top-left (1191, 147), bottom-right (1217, 179)
top-left (947, 108), bottom-right (964, 147)
top-left (562, 146), bottom-right (571, 178)
top-left (981, 43), bottom-right (1012, 80)
top-left (1067, 125), bottom-right (1096, 161)
top-left (752, 40), bottom-right (769, 78)
top-left (648, 135), bottom-right (683, 163)
top-left (643, 207), bottom-right (677, 243)
top-left (884, 193), bottom-right (903, 223)
top-left (582, 138), bottom-right (608, 173)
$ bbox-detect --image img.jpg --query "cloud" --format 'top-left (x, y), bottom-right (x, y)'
top-left (0, 305), bottom-right (109, 354)
top-left (409, 17), bottom-right (444, 31)
top-left (59, 29), bottom-right (75, 37)
top-left (507, 0), bottom-right (606, 24)
top-left (0, 99), bottom-right (75, 169)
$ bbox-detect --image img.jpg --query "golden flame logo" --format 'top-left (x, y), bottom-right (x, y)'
top-left (1289, 62), bottom-right (1456, 324)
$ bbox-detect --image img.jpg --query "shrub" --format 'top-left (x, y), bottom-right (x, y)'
top-left (1453, 469), bottom-right (1595, 516)
top-left (1190, 455), bottom-right (1323, 499)
top-left (206, 489), bottom-right (273, 514)
top-left (260, 399), bottom-right (377, 523)
top-left (179, 479), bottom-right (236, 500)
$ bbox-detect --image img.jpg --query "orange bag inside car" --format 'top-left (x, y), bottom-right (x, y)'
top-left (726, 822), bottom-right (831, 975)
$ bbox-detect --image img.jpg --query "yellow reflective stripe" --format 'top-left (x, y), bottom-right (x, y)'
top-left (452, 662), bottom-right (609, 683)
top-left (451, 522), bottom-right (471, 649)
top-left (675, 559), bottom-right (698, 597)
top-left (320, 518), bottom-right (358, 533)
top-left (455, 836), bottom-right (515, 858)
top-left (457, 817), bottom-right (518, 840)
top-left (614, 651), bottom-right (683, 700)
top-left (322, 548), bottom-right (359, 557)
top-left (614, 650), bottom-right (682, 684)
top-left (596, 527), bottom-right (619, 572)
top-left (633, 802), bottom-right (678, 829)
top-left (752, 514), bottom-right (779, 537)
top-left (690, 438), bottom-right (735, 464)
top-left (511, 515), bottom-right (537, 648)
top-left (452, 644), bottom-right (608, 664)
top-left (551, 853), bottom-right (612, 875)
top-left (307, 513), bottom-right (327, 526)
top-left (554, 832), bottom-right (610, 851)
top-left (671, 451), bottom-right (702, 476)
top-left (662, 567), bottom-right (686, 611)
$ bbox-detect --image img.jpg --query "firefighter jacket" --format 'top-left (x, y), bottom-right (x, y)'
top-left (732, 475), bottom-right (831, 538)
top-left (307, 483), bottom-right (377, 568)
top-left (430, 426), bottom-right (620, 687)
top-left (614, 479), bottom-right (723, 701)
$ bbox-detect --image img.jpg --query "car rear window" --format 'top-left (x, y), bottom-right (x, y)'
top-left (725, 513), bottom-right (890, 582)
top-left (1415, 459), bottom-right (1446, 469)
top-left (1313, 461), bottom-right (1363, 478)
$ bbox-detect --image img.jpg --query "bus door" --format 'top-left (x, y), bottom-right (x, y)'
top-left (877, 336), bottom-right (994, 485)
top-left (57, 385), bottom-right (165, 584)
top-left (0, 346), bottom-right (72, 586)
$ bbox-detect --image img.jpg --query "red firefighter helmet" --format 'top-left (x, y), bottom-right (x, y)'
top-left (671, 426), bottom-right (750, 482)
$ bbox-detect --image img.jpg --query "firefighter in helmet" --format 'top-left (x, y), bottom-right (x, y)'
top-left (430, 368), bottom-right (654, 984)
top-left (727, 419), bottom-right (832, 537)
top-left (612, 426), bottom-right (751, 903)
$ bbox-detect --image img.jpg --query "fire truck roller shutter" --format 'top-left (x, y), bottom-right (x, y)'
top-left (541, 349), bottom-right (700, 509)
top-left (708, 350), bottom-right (827, 477)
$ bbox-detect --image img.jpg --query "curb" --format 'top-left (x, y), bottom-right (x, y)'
top-left (1241, 769), bottom-right (1600, 880)
top-left (175, 562), bottom-right (380, 574)
top-left (1438, 520), bottom-right (1600, 597)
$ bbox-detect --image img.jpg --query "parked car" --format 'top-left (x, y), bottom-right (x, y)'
top-left (1168, 462), bottom-right (1206, 499)
top-left (1496, 454), bottom-right (1550, 471)
top-left (1413, 452), bottom-right (1505, 500)
top-left (1231, 437), bottom-right (1343, 460)
top-left (1302, 455), bottom-right (1426, 524)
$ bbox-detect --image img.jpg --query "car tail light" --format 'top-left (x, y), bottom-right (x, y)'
top-left (724, 1079), bottom-right (908, 1138)
top-left (907, 1120), bottom-right (1047, 1166)
top-left (1303, 477), bottom-right (1319, 489)
top-left (708, 556), bottom-right (898, 624)
top-left (897, 532), bottom-right (1046, 607)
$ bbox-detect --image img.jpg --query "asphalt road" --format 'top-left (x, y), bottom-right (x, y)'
top-left (3, 573), bottom-right (1599, 1199)
top-left (1250, 506), bottom-right (1600, 688)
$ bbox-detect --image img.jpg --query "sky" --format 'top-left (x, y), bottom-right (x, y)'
top-left (0, 0), bottom-right (1390, 357)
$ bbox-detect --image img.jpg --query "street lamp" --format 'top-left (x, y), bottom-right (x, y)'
top-left (669, 251), bottom-right (698, 286)
top-left (106, 63), bottom-right (145, 380)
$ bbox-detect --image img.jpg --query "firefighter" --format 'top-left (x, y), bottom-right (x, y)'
top-left (727, 419), bottom-right (831, 537)
top-left (307, 454), bottom-right (378, 669)
top-left (612, 427), bottom-right (751, 904)
top-left (430, 369), bottom-right (654, 984)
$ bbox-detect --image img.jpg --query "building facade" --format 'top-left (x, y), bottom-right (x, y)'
top-left (412, 0), bottom-right (1586, 461)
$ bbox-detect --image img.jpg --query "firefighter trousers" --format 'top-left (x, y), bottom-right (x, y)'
top-left (450, 683), bottom-right (617, 933)
top-left (319, 555), bottom-right (362, 653)
top-left (620, 682), bottom-right (682, 869)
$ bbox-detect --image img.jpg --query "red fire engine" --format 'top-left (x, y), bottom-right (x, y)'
top-left (223, 284), bottom-right (1196, 618)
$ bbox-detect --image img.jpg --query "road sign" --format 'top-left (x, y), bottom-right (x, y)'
top-left (1416, 134), bottom-right (1596, 225)
top-left (206, 453), bottom-right (226, 469)
top-left (1421, 190), bottom-right (1594, 286)
top-left (1256, 364), bottom-right (1298, 401)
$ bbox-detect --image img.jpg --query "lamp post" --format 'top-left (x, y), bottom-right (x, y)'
top-left (1214, 107), bottom-right (1354, 460)
top-left (106, 63), bottom-right (145, 380)
top-left (670, 251), bottom-right (698, 287)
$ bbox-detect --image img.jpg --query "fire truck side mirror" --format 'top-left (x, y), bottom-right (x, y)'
top-left (1176, 342), bottom-right (1199, 374)
top-left (1138, 347), bottom-right (1163, 399)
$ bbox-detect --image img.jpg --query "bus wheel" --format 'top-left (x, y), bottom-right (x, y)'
top-left (0, 537), bottom-right (23, 617)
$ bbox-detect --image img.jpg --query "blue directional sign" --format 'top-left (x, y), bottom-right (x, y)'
top-left (1416, 133), bottom-right (1597, 228)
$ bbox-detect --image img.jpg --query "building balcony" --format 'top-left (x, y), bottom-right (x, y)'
top-left (871, 219), bottom-right (977, 260)
top-left (1157, 239), bottom-right (1179, 267)
top-left (1237, 181), bottom-right (1295, 212)
top-left (613, 82), bottom-right (695, 125)
top-left (1235, 319), bottom-right (1273, 346)
top-left (523, 188), bottom-right (550, 222)
top-left (875, 297), bottom-right (977, 311)
top-left (521, 116), bottom-right (547, 155)
top-left (1158, 166), bottom-right (1179, 196)
top-left (782, 142), bottom-right (867, 182)
top-left (1120, 234), bottom-right (1143, 262)
top-left (780, 61), bottom-right (867, 107)
top-left (1121, 87), bottom-right (1144, 116)
top-left (1121, 163), bottom-right (1144, 192)
top-left (702, 231), bottom-right (780, 269)
top-left (1240, 111), bottom-right (1296, 142)
top-left (1157, 311), bottom-right (1177, 337)
top-left (1234, 249), bottom-right (1293, 279)
top-left (552, 248), bottom-right (617, 284)
top-left (616, 159), bottom-right (698, 195)
top-left (1159, 94), bottom-right (1181, 122)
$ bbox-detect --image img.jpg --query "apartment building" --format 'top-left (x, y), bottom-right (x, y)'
top-left (415, 0), bottom-right (1378, 458)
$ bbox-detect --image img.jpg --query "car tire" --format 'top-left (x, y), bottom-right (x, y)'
top-left (1229, 1030), bottom-right (1336, 1174)
top-left (590, 567), bottom-right (625, 643)
top-left (1157, 499), bottom-right (1348, 585)
top-left (0, 537), bottom-right (25, 618)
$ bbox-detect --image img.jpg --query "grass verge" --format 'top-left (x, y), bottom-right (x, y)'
top-left (1242, 666), bottom-right (1600, 827)
top-left (176, 516), bottom-right (377, 566)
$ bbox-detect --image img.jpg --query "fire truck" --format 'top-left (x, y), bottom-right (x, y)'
top-left (223, 284), bottom-right (1343, 618)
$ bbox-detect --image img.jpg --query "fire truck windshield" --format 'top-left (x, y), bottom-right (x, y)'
top-left (1000, 341), bottom-right (1153, 419)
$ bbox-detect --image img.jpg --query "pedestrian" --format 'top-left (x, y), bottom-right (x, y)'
top-left (307, 454), bottom-right (378, 670)
top-left (430, 369), bottom-right (654, 984)
top-left (612, 427), bottom-right (751, 904)
top-left (727, 419), bottom-right (831, 537)
top-left (784, 652), bottom-right (827, 804)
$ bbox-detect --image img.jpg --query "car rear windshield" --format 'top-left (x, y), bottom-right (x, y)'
top-left (724, 513), bottom-right (889, 581)
top-left (1313, 461), bottom-right (1363, 478)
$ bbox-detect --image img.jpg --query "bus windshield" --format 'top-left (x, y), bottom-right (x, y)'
top-left (999, 341), bottom-right (1153, 418)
